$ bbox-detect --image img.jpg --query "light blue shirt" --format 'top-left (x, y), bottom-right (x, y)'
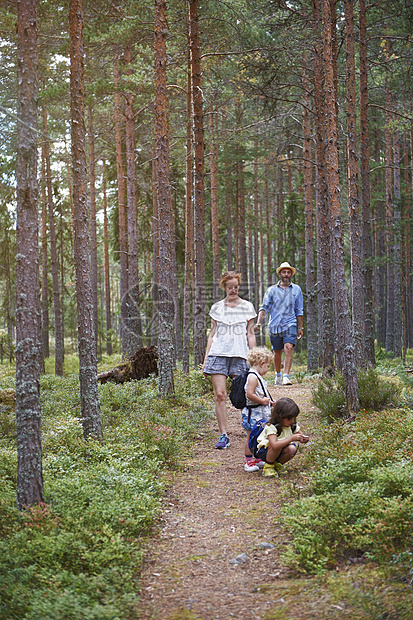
top-left (260, 282), bottom-right (303, 334)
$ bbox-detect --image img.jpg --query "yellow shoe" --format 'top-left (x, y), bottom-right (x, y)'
top-left (262, 463), bottom-right (277, 477)
top-left (274, 461), bottom-right (286, 475)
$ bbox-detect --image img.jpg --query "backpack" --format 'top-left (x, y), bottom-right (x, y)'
top-left (229, 369), bottom-right (267, 410)
top-left (248, 419), bottom-right (297, 456)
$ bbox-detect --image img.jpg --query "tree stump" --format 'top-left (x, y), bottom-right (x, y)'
top-left (97, 346), bottom-right (158, 384)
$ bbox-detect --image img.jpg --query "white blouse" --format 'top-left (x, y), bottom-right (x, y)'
top-left (208, 299), bottom-right (256, 359)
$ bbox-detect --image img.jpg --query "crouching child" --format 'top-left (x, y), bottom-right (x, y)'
top-left (250, 397), bottom-right (309, 477)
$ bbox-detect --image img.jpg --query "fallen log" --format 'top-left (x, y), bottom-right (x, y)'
top-left (97, 346), bottom-right (158, 384)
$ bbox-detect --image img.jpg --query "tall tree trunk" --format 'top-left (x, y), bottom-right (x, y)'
top-left (69, 0), bottom-right (102, 439)
top-left (238, 160), bottom-right (248, 296)
top-left (183, 42), bottom-right (192, 373)
top-left (189, 0), bottom-right (206, 366)
top-left (209, 104), bottom-right (220, 302)
top-left (313, 0), bottom-right (335, 370)
top-left (124, 44), bottom-right (143, 354)
top-left (40, 154), bottom-right (49, 363)
top-left (302, 58), bottom-right (318, 372)
top-left (154, 0), bottom-right (175, 394)
top-left (322, 0), bottom-right (359, 413)
top-left (253, 133), bottom-right (260, 318)
top-left (42, 106), bottom-right (64, 376)
top-left (113, 57), bottom-right (129, 357)
top-left (359, 0), bottom-right (375, 367)
top-left (393, 125), bottom-right (402, 358)
top-left (16, 0), bottom-right (44, 509)
top-left (151, 145), bottom-right (160, 347)
top-left (225, 163), bottom-right (233, 270)
top-left (345, 0), bottom-right (365, 368)
top-left (102, 161), bottom-right (113, 356)
top-left (384, 78), bottom-right (395, 354)
top-left (87, 105), bottom-right (99, 352)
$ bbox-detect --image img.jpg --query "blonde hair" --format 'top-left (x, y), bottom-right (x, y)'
top-left (220, 271), bottom-right (241, 289)
top-left (247, 346), bottom-right (273, 367)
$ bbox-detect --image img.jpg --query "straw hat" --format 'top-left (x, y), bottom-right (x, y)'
top-left (276, 261), bottom-right (296, 276)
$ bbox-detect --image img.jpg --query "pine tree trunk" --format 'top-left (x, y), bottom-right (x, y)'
top-left (182, 43), bottom-right (192, 374)
top-left (313, 0), bottom-right (335, 370)
top-left (189, 0), bottom-right (206, 367)
top-left (102, 161), bottom-right (113, 356)
top-left (87, 106), bottom-right (98, 352)
top-left (209, 104), bottom-right (220, 303)
top-left (154, 0), bottom-right (175, 395)
top-left (384, 78), bottom-right (395, 354)
top-left (113, 58), bottom-right (129, 357)
top-left (302, 59), bottom-right (318, 372)
top-left (359, 0), bottom-right (375, 367)
top-left (69, 0), bottom-right (102, 439)
top-left (124, 44), bottom-right (143, 354)
top-left (40, 155), bottom-right (49, 363)
top-left (321, 0), bottom-right (359, 413)
top-left (345, 0), bottom-right (365, 368)
top-left (42, 106), bottom-right (64, 376)
top-left (393, 126), bottom-right (402, 358)
top-left (16, 0), bottom-right (44, 509)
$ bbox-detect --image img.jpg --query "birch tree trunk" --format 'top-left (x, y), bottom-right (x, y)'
top-left (359, 0), bottom-right (375, 367)
top-left (189, 0), bottom-right (206, 366)
top-left (154, 0), bottom-right (175, 395)
top-left (16, 0), bottom-right (44, 509)
top-left (69, 0), bottom-right (102, 439)
top-left (321, 0), bottom-right (359, 413)
top-left (42, 106), bottom-right (64, 376)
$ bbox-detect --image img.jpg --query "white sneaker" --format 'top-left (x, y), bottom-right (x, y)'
top-left (275, 375), bottom-right (282, 386)
top-left (244, 459), bottom-right (260, 472)
top-left (282, 375), bottom-right (292, 385)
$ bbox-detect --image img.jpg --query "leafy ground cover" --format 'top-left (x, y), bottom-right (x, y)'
top-left (0, 357), bottom-right (213, 620)
top-left (1, 355), bottom-right (413, 619)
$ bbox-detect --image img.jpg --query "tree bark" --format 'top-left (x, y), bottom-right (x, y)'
top-left (384, 78), bottom-right (395, 354)
top-left (345, 0), bottom-right (365, 368)
top-left (321, 0), bottom-right (359, 413)
top-left (113, 57), bottom-right (129, 357)
top-left (209, 103), bottom-right (220, 303)
top-left (102, 161), bottom-right (113, 356)
top-left (40, 154), bottom-right (49, 364)
top-left (87, 105), bottom-right (99, 353)
top-left (392, 125), bottom-right (402, 358)
top-left (69, 0), bottom-right (102, 439)
top-left (313, 0), bottom-right (335, 370)
top-left (182, 42), bottom-right (192, 373)
top-left (359, 0), bottom-right (375, 367)
top-left (42, 106), bottom-right (64, 376)
top-left (124, 44), bottom-right (143, 354)
top-left (189, 0), bottom-right (206, 366)
top-left (302, 58), bottom-right (318, 372)
top-left (154, 0), bottom-right (175, 395)
top-left (16, 0), bottom-right (44, 509)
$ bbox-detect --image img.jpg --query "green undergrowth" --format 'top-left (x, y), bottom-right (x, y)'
top-left (279, 395), bottom-right (413, 615)
top-left (0, 360), bottom-right (213, 620)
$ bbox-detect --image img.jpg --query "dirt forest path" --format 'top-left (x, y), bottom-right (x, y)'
top-left (137, 380), bottom-right (326, 620)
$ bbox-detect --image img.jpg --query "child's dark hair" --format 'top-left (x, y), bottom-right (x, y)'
top-left (270, 397), bottom-right (300, 426)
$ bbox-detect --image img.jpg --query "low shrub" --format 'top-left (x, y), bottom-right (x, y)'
top-left (312, 367), bottom-right (402, 420)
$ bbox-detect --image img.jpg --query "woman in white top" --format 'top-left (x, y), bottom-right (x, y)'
top-left (202, 271), bottom-right (256, 449)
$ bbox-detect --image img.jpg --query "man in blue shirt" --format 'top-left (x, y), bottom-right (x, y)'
top-left (254, 262), bottom-right (304, 385)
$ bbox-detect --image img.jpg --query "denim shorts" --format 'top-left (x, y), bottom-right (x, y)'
top-left (269, 325), bottom-right (297, 351)
top-left (203, 355), bottom-right (248, 377)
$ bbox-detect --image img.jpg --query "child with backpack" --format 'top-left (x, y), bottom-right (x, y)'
top-left (249, 397), bottom-right (309, 477)
top-left (241, 347), bottom-right (274, 473)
